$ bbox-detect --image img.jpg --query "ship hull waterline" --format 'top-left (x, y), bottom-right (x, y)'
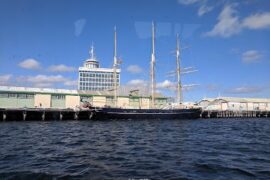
top-left (91, 107), bottom-right (202, 120)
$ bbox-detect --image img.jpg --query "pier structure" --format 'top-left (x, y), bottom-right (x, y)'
top-left (1, 108), bottom-right (269, 121)
top-left (198, 97), bottom-right (270, 111)
top-left (201, 110), bottom-right (270, 119)
top-left (0, 108), bottom-right (95, 121)
top-left (198, 97), bottom-right (270, 118)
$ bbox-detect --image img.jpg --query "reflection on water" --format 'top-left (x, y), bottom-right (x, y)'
top-left (0, 119), bottom-right (270, 179)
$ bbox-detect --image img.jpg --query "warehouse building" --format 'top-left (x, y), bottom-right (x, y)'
top-left (198, 97), bottom-right (270, 111)
top-left (0, 86), bottom-right (167, 109)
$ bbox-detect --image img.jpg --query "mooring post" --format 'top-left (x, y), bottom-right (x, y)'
top-left (3, 112), bottom-right (6, 121)
top-left (89, 111), bottom-right (93, 120)
top-left (42, 111), bottom-right (45, 121)
top-left (23, 111), bottom-right (27, 121)
top-left (74, 112), bottom-right (78, 120)
top-left (60, 112), bottom-right (63, 120)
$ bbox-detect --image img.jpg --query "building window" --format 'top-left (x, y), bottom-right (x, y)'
top-left (0, 92), bottom-right (8, 98)
top-left (8, 93), bottom-right (17, 98)
top-left (106, 97), bottom-right (114, 106)
top-left (52, 94), bottom-right (65, 100)
top-left (17, 94), bottom-right (27, 99)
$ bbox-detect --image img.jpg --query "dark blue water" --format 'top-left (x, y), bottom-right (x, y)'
top-left (0, 118), bottom-right (270, 179)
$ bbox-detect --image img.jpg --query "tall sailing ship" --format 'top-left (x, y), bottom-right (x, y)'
top-left (90, 23), bottom-right (201, 120)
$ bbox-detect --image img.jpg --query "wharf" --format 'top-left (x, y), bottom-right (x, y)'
top-left (1, 108), bottom-right (270, 121)
top-left (0, 108), bottom-right (94, 121)
top-left (201, 110), bottom-right (270, 118)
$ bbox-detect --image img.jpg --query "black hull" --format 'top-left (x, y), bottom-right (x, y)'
top-left (91, 108), bottom-right (202, 120)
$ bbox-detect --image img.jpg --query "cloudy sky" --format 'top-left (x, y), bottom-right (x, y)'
top-left (0, 0), bottom-right (270, 101)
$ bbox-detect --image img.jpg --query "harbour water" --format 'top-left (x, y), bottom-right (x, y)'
top-left (0, 118), bottom-right (270, 179)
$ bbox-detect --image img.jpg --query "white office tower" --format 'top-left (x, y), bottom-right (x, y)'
top-left (78, 45), bottom-right (120, 91)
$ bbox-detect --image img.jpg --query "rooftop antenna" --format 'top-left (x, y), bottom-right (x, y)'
top-left (90, 42), bottom-right (95, 59)
top-left (150, 21), bottom-right (156, 109)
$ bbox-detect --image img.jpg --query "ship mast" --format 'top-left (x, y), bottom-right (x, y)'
top-left (176, 33), bottom-right (183, 104)
top-left (113, 26), bottom-right (118, 107)
top-left (150, 22), bottom-right (156, 109)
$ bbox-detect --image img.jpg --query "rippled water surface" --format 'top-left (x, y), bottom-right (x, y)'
top-left (0, 118), bottom-right (270, 179)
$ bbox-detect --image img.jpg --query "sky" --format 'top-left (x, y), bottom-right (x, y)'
top-left (0, 0), bottom-right (270, 102)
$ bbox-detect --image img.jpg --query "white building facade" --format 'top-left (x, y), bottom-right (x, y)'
top-left (78, 46), bottom-right (120, 91)
top-left (198, 97), bottom-right (270, 111)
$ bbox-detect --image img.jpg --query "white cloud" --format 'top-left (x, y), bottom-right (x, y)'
top-left (64, 80), bottom-right (78, 86)
top-left (127, 79), bottom-right (147, 86)
top-left (155, 80), bottom-right (198, 92)
top-left (242, 50), bottom-right (263, 63)
top-left (18, 58), bottom-right (41, 70)
top-left (17, 75), bottom-right (67, 84)
top-left (205, 5), bottom-right (270, 38)
top-left (0, 74), bottom-right (12, 85)
top-left (242, 12), bottom-right (270, 29)
top-left (126, 65), bottom-right (143, 74)
top-left (16, 74), bottom-right (77, 88)
top-left (177, 0), bottom-right (200, 5)
top-left (48, 64), bottom-right (76, 72)
top-left (157, 80), bottom-right (175, 90)
top-left (177, 0), bottom-right (214, 17)
top-left (198, 5), bottom-right (213, 16)
top-left (204, 4), bottom-right (241, 38)
top-left (33, 83), bottom-right (54, 88)
top-left (225, 86), bottom-right (263, 94)
top-left (182, 84), bottom-right (199, 91)
top-left (74, 18), bottom-right (87, 37)
top-left (0, 74), bottom-right (12, 82)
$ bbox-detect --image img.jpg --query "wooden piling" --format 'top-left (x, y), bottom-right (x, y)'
top-left (74, 113), bottom-right (78, 120)
top-left (23, 111), bottom-right (26, 121)
top-left (60, 113), bottom-right (62, 120)
top-left (3, 112), bottom-right (6, 121)
top-left (42, 112), bottom-right (45, 121)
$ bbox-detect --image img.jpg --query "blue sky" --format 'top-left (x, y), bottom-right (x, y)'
top-left (0, 0), bottom-right (270, 101)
